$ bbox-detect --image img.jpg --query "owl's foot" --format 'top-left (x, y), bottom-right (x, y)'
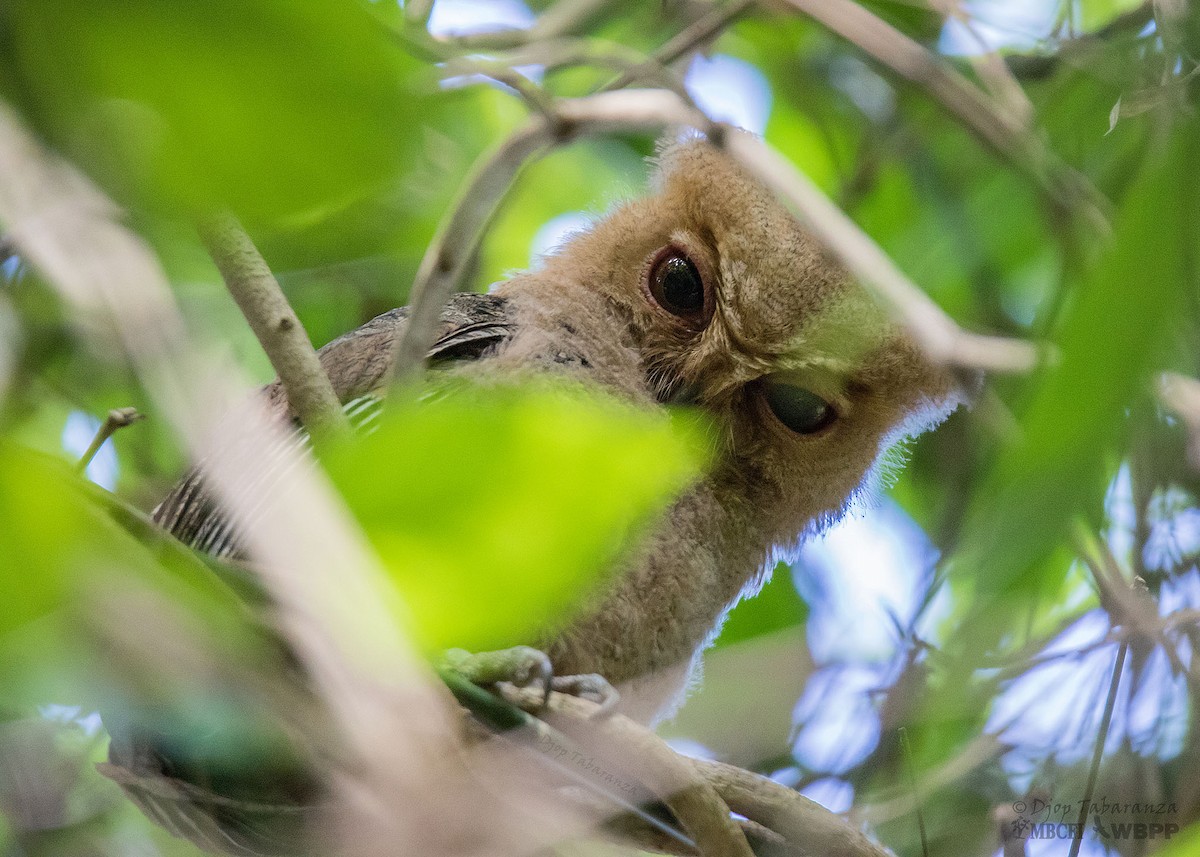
top-left (441, 646), bottom-right (619, 716)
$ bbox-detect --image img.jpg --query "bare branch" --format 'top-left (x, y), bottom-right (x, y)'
top-left (503, 685), bottom-right (889, 857)
top-left (76, 406), bottom-right (143, 473)
top-left (694, 759), bottom-right (891, 857)
top-left (198, 212), bottom-right (349, 438)
top-left (502, 686), bottom-right (755, 857)
top-left (775, 0), bottom-right (1111, 234)
top-left (395, 88), bottom-right (1039, 383)
top-left (600, 0), bottom-right (756, 92)
top-left (1068, 640), bottom-right (1128, 857)
top-left (407, 0), bottom-right (618, 56)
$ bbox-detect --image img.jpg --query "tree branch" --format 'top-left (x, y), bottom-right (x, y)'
top-left (76, 406), bottom-right (143, 473)
top-left (774, 0), bottom-right (1111, 235)
top-left (1159, 371), bottom-right (1200, 470)
top-left (503, 685), bottom-right (888, 857)
top-left (198, 212), bottom-right (349, 438)
top-left (600, 0), bottom-right (756, 92)
top-left (501, 686), bottom-right (756, 857)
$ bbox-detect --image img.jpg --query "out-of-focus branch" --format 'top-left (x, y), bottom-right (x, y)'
top-left (721, 131), bottom-right (1041, 373)
top-left (76, 406), bottom-right (143, 473)
top-left (442, 40), bottom-right (691, 99)
top-left (601, 0), bottom-right (756, 92)
top-left (775, 0), bottom-right (1111, 234)
top-left (391, 89), bottom-right (715, 384)
top-left (199, 212), bottom-right (349, 438)
top-left (405, 0), bottom-right (618, 56)
top-left (1005, 1), bottom-right (1155, 80)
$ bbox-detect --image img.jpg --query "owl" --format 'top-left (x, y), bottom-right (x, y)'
top-left (111, 133), bottom-right (961, 853)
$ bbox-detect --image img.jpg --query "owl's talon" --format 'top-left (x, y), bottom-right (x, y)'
top-left (550, 674), bottom-right (619, 717)
top-left (441, 645), bottom-right (555, 699)
top-left (441, 648), bottom-right (618, 716)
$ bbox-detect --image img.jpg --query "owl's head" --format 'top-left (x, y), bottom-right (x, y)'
top-left (543, 135), bottom-right (963, 539)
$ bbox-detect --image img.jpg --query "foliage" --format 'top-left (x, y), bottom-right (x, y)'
top-left (0, 0), bottom-right (1198, 856)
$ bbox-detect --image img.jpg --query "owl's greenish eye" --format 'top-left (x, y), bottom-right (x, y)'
top-left (647, 249), bottom-right (707, 322)
top-left (764, 381), bottom-right (836, 435)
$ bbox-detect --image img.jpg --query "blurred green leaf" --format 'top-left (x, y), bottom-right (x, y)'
top-left (949, 113), bottom-right (1195, 652)
top-left (2, 0), bottom-right (428, 225)
top-left (323, 382), bottom-right (710, 654)
top-left (0, 441), bottom-right (258, 706)
top-left (1078, 0), bottom-right (1147, 32)
top-left (714, 561), bottom-right (809, 648)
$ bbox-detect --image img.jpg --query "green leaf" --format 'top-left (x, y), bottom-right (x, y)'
top-left (323, 381), bottom-right (710, 654)
top-left (3, 0), bottom-right (428, 224)
top-left (1078, 0), bottom-right (1146, 32)
top-left (0, 441), bottom-right (258, 706)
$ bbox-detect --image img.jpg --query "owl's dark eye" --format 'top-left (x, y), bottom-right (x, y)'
top-left (647, 248), bottom-right (707, 322)
top-left (764, 380), bottom-right (837, 435)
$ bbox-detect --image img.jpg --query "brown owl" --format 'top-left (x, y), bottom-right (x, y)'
top-left (111, 133), bottom-right (961, 853)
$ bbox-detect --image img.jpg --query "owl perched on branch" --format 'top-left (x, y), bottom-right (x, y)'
top-left (107, 136), bottom-right (962, 854)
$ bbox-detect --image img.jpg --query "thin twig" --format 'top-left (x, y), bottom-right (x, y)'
top-left (198, 212), bottom-right (349, 439)
top-left (600, 0), bottom-right (756, 92)
top-left (775, 0), bottom-right (1111, 235)
top-left (443, 39), bottom-right (691, 99)
top-left (1068, 640), bottom-right (1128, 857)
top-left (409, 0), bottom-right (618, 57)
top-left (76, 407), bottom-right (143, 473)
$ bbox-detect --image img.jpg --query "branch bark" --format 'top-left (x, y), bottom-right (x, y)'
top-left (503, 685), bottom-right (888, 857)
top-left (199, 212), bottom-right (349, 438)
